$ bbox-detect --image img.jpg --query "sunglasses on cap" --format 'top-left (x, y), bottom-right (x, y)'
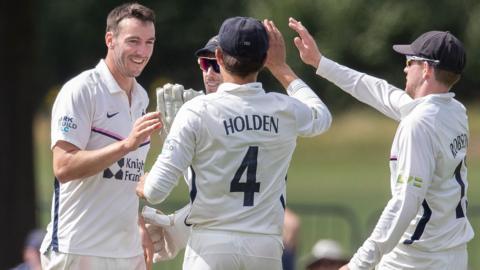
top-left (199, 57), bottom-right (220, 73)
top-left (405, 55), bottom-right (440, 67)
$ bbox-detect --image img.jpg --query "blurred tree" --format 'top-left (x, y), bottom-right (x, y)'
top-left (33, 0), bottom-right (480, 113)
top-left (0, 0), bottom-right (38, 268)
top-left (35, 0), bottom-right (251, 112)
top-left (248, 0), bottom-right (480, 109)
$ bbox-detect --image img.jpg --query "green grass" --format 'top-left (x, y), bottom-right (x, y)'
top-left (34, 105), bottom-right (480, 270)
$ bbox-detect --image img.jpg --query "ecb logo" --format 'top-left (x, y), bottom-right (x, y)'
top-left (103, 158), bottom-right (125, 180)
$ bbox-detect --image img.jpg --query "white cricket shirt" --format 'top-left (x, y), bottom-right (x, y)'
top-left (144, 79), bottom-right (331, 236)
top-left (317, 57), bottom-right (474, 269)
top-left (40, 59), bottom-right (150, 258)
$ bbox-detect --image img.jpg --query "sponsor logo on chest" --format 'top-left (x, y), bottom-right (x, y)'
top-left (103, 157), bottom-right (145, 182)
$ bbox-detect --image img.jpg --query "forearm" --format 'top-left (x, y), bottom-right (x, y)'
top-left (138, 215), bottom-right (147, 233)
top-left (349, 195), bottom-right (420, 269)
top-left (143, 159), bottom-right (183, 204)
top-left (316, 56), bottom-right (408, 121)
top-left (269, 63), bottom-right (299, 89)
top-left (53, 139), bottom-right (132, 182)
top-left (288, 79), bottom-right (332, 136)
top-left (54, 112), bottom-right (160, 183)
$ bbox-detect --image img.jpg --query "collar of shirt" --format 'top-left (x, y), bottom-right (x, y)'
top-left (217, 82), bottom-right (265, 96)
top-left (96, 59), bottom-right (142, 96)
top-left (399, 92), bottom-right (455, 117)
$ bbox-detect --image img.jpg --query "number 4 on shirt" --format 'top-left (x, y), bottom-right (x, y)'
top-left (230, 146), bottom-right (261, 206)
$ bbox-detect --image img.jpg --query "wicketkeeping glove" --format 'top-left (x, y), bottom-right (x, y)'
top-left (142, 204), bottom-right (191, 262)
top-left (156, 83), bottom-right (204, 135)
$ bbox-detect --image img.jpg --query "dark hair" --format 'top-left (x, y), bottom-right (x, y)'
top-left (106, 3), bottom-right (155, 35)
top-left (433, 68), bottom-right (461, 88)
top-left (220, 49), bottom-right (266, 78)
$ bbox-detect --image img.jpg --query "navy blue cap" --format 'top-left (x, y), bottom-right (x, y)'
top-left (393, 31), bottom-right (466, 74)
top-left (218, 17), bottom-right (268, 59)
top-left (195, 35), bottom-right (219, 57)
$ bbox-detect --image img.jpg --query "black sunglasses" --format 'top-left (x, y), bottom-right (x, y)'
top-left (199, 57), bottom-right (220, 73)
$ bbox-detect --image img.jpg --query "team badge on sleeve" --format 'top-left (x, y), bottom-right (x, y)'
top-left (57, 116), bottom-right (78, 133)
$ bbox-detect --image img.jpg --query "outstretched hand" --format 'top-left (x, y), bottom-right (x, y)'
top-left (288, 17), bottom-right (322, 68)
top-left (263, 19), bottom-right (287, 72)
top-left (263, 19), bottom-right (298, 89)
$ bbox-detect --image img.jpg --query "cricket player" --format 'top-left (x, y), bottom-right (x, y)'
top-left (137, 17), bottom-right (332, 270)
top-left (40, 3), bottom-right (161, 270)
top-left (195, 35), bottom-right (224, 94)
top-left (145, 34), bottom-right (301, 268)
top-left (288, 18), bottom-right (474, 269)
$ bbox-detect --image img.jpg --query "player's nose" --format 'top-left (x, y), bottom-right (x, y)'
top-left (206, 66), bottom-right (216, 75)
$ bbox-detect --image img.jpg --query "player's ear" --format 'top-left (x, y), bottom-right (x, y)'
top-left (105, 31), bottom-right (114, 49)
top-left (215, 48), bottom-right (224, 67)
top-left (422, 62), bottom-right (434, 80)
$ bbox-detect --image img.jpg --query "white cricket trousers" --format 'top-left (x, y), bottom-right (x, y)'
top-left (183, 229), bottom-right (283, 270)
top-left (41, 249), bottom-right (145, 270)
top-left (377, 243), bottom-right (468, 270)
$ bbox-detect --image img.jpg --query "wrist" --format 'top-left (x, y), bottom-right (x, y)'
top-left (138, 215), bottom-right (147, 228)
top-left (312, 55), bottom-right (321, 69)
top-left (121, 138), bottom-right (136, 154)
top-left (268, 63), bottom-right (291, 76)
top-left (269, 64), bottom-right (298, 89)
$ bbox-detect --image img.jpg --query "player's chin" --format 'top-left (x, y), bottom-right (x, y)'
top-left (128, 63), bottom-right (148, 77)
top-left (205, 83), bottom-right (221, 94)
top-left (205, 87), bottom-right (218, 94)
top-left (129, 68), bottom-right (145, 78)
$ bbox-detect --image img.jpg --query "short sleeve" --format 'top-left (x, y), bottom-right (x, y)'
top-left (51, 80), bottom-right (93, 150)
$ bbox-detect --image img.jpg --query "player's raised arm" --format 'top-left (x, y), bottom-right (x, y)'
top-left (263, 19), bottom-right (298, 88)
top-left (289, 17), bottom-right (408, 121)
top-left (264, 19), bottom-right (331, 136)
top-left (288, 17), bottom-right (322, 69)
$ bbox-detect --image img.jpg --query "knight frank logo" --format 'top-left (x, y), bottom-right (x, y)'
top-left (103, 158), bottom-right (125, 180)
top-left (103, 158), bottom-right (145, 182)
